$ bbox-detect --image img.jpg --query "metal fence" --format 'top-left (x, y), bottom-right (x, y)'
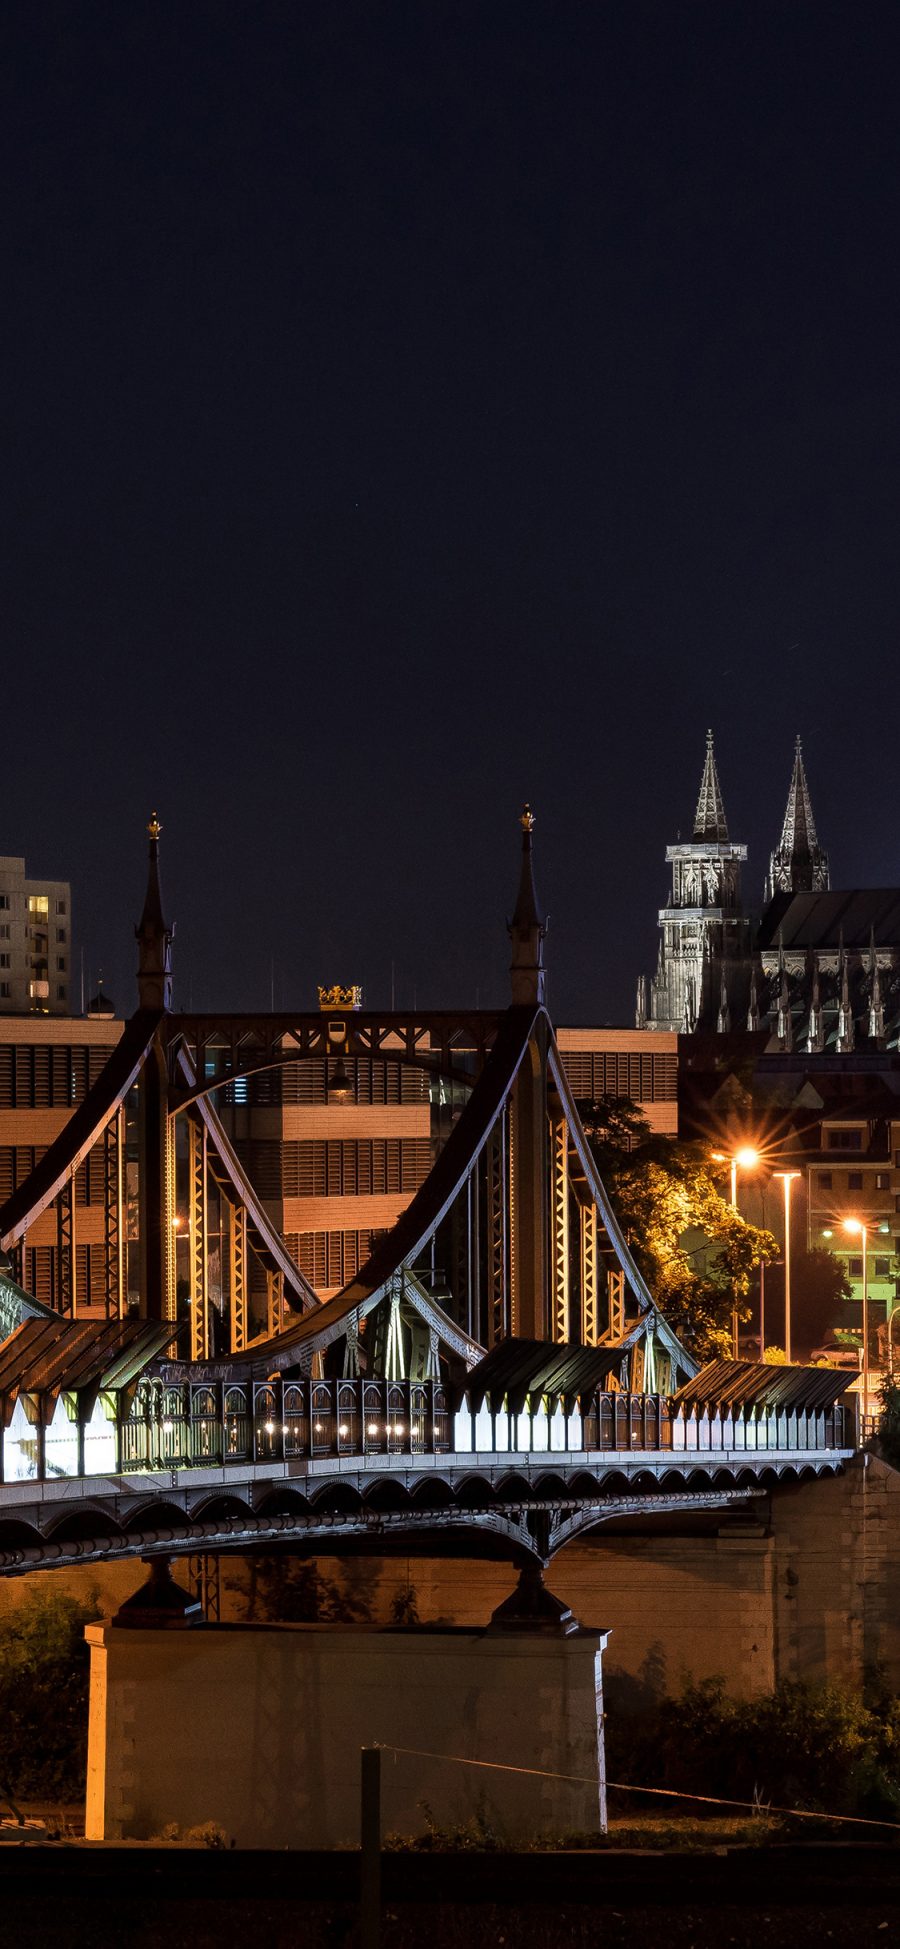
top-left (114, 1377), bottom-right (855, 1474)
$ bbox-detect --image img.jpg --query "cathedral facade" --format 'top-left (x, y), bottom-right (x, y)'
top-left (637, 733), bottom-right (900, 1053)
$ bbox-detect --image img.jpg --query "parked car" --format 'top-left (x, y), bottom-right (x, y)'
top-left (809, 1342), bottom-right (861, 1370)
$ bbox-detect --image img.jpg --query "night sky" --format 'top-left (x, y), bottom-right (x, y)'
top-left (4, 2), bottom-right (899, 1022)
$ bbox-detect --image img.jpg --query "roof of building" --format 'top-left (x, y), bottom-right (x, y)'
top-left (461, 1337), bottom-right (629, 1414)
top-left (758, 890), bottom-right (900, 951)
top-left (0, 1316), bottom-right (177, 1402)
top-left (672, 1358), bottom-right (853, 1415)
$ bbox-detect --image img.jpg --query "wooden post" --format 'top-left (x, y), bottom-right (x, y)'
top-left (360, 1746), bottom-right (381, 1949)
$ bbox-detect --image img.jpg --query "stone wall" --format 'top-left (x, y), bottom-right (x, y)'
top-left (85, 1621), bottom-right (606, 1847)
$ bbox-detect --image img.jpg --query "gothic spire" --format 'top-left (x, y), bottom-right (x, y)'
top-left (767, 736), bottom-right (830, 900)
top-left (635, 973), bottom-right (648, 1030)
top-left (777, 930), bottom-right (793, 1051)
top-left (835, 929), bottom-right (854, 1053)
top-left (508, 804), bottom-right (546, 1006)
top-left (868, 927), bottom-right (884, 1044)
top-left (716, 965), bottom-right (731, 1034)
top-left (747, 959), bottom-right (760, 1032)
top-left (693, 730), bottom-right (729, 843)
top-left (805, 950), bottom-right (823, 1053)
top-left (135, 812), bottom-right (174, 1010)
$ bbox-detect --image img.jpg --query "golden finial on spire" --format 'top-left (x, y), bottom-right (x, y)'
top-left (520, 803), bottom-right (535, 834)
top-left (147, 812), bottom-right (162, 842)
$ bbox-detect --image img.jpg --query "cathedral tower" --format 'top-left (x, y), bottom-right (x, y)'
top-left (639, 731), bottom-right (752, 1032)
top-left (765, 736), bottom-right (830, 901)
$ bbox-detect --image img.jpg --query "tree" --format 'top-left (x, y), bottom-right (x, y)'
top-left (0, 1587), bottom-right (100, 1801)
top-left (579, 1096), bottom-right (778, 1362)
top-left (878, 1379), bottom-right (900, 1471)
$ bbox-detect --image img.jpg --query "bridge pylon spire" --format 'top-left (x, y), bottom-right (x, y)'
top-left (508, 804), bottom-right (547, 1006)
top-left (135, 813), bottom-right (174, 1011)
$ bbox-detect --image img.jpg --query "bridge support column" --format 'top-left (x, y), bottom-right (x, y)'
top-left (189, 1119), bottom-right (209, 1361)
top-left (607, 1269), bottom-right (625, 1341)
top-left (580, 1202), bottom-right (598, 1345)
top-left (266, 1269), bottom-right (283, 1338)
top-left (228, 1201), bottom-right (247, 1352)
top-left (55, 1173), bottom-right (77, 1317)
top-left (138, 1040), bottom-right (173, 1323)
top-left (509, 1016), bottom-right (550, 1341)
top-left (551, 1117), bottom-right (570, 1342)
top-left (485, 1116), bottom-right (508, 1347)
top-left (104, 1106), bottom-right (125, 1320)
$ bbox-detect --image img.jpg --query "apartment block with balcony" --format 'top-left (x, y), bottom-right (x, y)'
top-left (0, 857), bottom-right (72, 1015)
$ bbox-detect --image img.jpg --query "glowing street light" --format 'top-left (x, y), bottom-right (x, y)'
top-left (773, 1172), bottom-right (800, 1363)
top-left (712, 1146), bottom-right (760, 1356)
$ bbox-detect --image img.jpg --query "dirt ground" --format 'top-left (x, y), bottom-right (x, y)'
top-left (0, 1840), bottom-right (897, 1949)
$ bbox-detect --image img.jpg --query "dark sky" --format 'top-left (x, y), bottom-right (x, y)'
top-left (3, 2), bottom-right (899, 1021)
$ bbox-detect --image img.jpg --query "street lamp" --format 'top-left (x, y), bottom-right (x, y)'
top-left (843, 1218), bottom-right (871, 1431)
top-left (773, 1172), bottom-right (800, 1363)
top-left (712, 1146), bottom-right (760, 1356)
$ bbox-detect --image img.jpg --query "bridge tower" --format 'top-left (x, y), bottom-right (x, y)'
top-left (507, 805), bottom-right (551, 1337)
top-left (136, 814), bottom-right (174, 1322)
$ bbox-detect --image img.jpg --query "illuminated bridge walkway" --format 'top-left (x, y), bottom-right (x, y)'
top-left (0, 1322), bottom-right (856, 1574)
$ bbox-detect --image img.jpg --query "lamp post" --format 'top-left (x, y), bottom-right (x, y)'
top-left (773, 1172), bottom-right (800, 1363)
top-left (843, 1218), bottom-right (870, 1431)
top-left (712, 1146), bottom-right (759, 1357)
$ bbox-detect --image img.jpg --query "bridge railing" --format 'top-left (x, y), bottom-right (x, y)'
top-left (119, 1378), bottom-right (454, 1472)
top-left (110, 1380), bottom-right (855, 1476)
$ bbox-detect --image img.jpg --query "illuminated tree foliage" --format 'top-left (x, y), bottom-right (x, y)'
top-left (579, 1097), bottom-right (778, 1360)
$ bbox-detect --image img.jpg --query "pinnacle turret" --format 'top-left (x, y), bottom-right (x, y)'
top-left (693, 730), bottom-right (729, 843)
top-left (508, 804), bottom-right (547, 1006)
top-left (766, 737), bottom-right (830, 900)
top-left (135, 813), bottom-right (174, 1010)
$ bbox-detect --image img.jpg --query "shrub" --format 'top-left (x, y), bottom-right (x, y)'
top-left (606, 1674), bottom-right (900, 1820)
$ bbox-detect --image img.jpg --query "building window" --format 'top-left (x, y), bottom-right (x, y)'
top-left (848, 1257), bottom-right (863, 1278)
top-left (848, 1171), bottom-right (864, 1190)
top-left (817, 1171), bottom-right (832, 1189)
top-left (0, 983), bottom-right (10, 998)
top-left (55, 928), bottom-right (66, 944)
top-left (827, 1129), bottom-right (863, 1150)
top-left (55, 900), bottom-right (66, 915)
top-left (0, 956), bottom-right (9, 970)
top-left (0, 927), bottom-right (9, 941)
top-left (27, 896), bottom-right (49, 919)
top-left (876, 1173), bottom-right (890, 1190)
top-left (56, 984), bottom-right (66, 1002)
top-left (874, 1257), bottom-right (891, 1277)
top-left (56, 957), bottom-right (66, 973)
top-left (0, 897), bottom-right (9, 911)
